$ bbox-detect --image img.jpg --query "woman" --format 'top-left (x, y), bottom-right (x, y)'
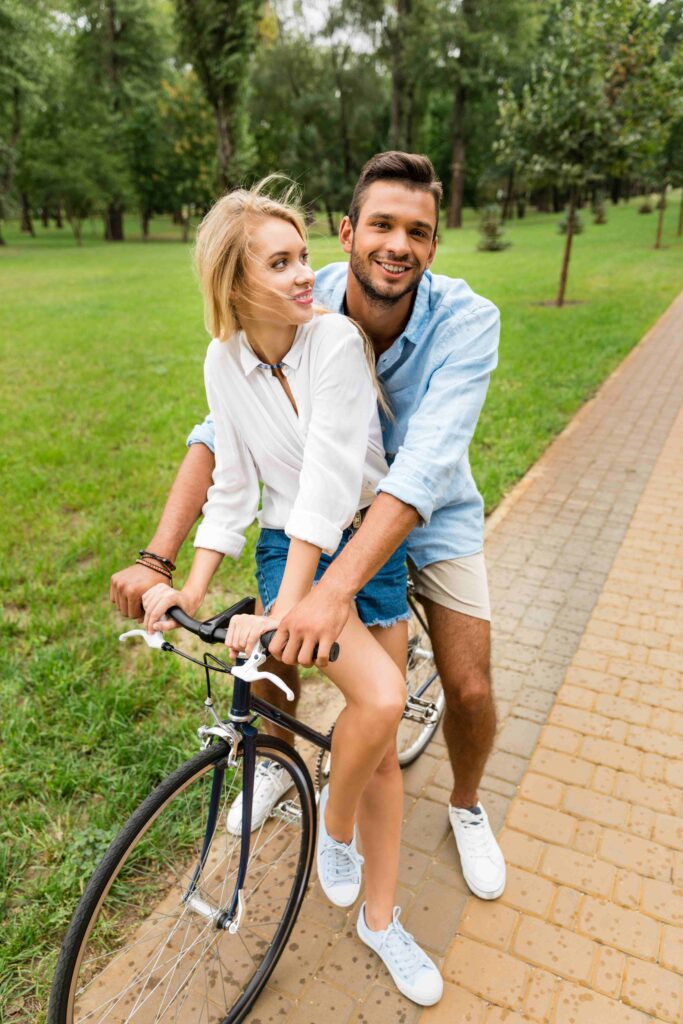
top-left (142, 180), bottom-right (443, 1007)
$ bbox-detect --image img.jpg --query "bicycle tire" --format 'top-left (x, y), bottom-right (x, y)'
top-left (49, 735), bottom-right (316, 1024)
top-left (397, 599), bottom-right (445, 767)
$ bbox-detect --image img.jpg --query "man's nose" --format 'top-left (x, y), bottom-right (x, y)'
top-left (385, 228), bottom-right (411, 257)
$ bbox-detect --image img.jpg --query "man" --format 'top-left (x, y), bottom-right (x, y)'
top-left (111, 151), bottom-right (505, 900)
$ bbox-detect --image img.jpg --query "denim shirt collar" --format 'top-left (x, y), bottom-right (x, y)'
top-left (326, 267), bottom-right (433, 375)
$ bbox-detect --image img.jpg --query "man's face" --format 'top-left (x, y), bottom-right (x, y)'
top-left (340, 181), bottom-right (438, 305)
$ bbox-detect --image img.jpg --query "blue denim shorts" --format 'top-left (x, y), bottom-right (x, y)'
top-left (255, 527), bottom-right (410, 629)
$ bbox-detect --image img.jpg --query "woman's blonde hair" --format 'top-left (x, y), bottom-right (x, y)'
top-left (194, 175), bottom-right (390, 415)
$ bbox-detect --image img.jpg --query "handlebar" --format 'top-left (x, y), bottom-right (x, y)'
top-left (166, 597), bottom-right (340, 662)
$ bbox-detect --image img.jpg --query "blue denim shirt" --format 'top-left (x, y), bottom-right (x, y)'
top-left (187, 262), bottom-right (499, 569)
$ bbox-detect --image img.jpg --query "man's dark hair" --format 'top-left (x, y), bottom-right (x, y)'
top-left (347, 151), bottom-right (443, 236)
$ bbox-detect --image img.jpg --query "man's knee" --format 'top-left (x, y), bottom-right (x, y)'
top-left (442, 667), bottom-right (492, 714)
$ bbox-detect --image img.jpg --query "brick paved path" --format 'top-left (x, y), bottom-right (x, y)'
top-left (252, 292), bottom-right (683, 1024)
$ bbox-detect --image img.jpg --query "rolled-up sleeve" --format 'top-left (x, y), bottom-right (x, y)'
top-left (193, 357), bottom-right (259, 558)
top-left (186, 413), bottom-right (216, 453)
top-left (378, 302), bottom-right (499, 525)
top-left (285, 322), bottom-right (372, 554)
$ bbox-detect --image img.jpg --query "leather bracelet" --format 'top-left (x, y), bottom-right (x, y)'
top-left (139, 549), bottom-right (176, 572)
top-left (136, 558), bottom-right (173, 581)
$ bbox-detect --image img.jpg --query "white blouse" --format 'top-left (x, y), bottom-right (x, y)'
top-left (194, 313), bottom-right (388, 558)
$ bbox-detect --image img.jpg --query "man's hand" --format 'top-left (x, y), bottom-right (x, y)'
top-left (268, 580), bottom-right (353, 668)
top-left (110, 563), bottom-right (167, 620)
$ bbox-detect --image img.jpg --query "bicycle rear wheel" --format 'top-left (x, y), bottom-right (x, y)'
top-left (49, 736), bottom-right (316, 1024)
top-left (396, 596), bottom-right (444, 767)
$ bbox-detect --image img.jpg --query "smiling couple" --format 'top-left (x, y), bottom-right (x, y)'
top-left (111, 151), bottom-right (504, 1006)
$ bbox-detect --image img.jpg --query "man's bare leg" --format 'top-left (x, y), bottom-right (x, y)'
top-left (420, 598), bottom-right (496, 807)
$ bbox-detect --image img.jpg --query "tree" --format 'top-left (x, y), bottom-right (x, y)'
top-left (248, 11), bottom-right (387, 228)
top-left (496, 0), bottom-right (675, 306)
top-left (174, 0), bottom-right (264, 190)
top-left (435, 0), bottom-right (537, 228)
top-left (69, 0), bottom-right (168, 240)
top-left (0, 0), bottom-right (49, 244)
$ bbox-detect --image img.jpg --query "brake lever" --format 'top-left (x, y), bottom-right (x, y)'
top-left (229, 643), bottom-right (295, 701)
top-left (119, 628), bottom-right (167, 649)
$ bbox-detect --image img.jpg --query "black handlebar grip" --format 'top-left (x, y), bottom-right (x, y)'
top-left (259, 630), bottom-right (340, 663)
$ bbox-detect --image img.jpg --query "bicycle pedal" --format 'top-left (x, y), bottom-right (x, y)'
top-left (272, 799), bottom-right (303, 826)
top-left (403, 695), bottom-right (440, 725)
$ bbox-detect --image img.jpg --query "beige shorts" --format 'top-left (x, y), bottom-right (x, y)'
top-left (408, 551), bottom-right (491, 622)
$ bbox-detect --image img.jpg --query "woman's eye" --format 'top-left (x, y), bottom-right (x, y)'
top-left (301, 252), bottom-right (309, 264)
top-left (273, 259), bottom-right (287, 269)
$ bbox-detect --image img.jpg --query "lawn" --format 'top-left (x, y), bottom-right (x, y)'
top-left (0, 197), bottom-right (681, 1017)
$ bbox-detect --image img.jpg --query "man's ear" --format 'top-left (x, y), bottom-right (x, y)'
top-left (339, 216), bottom-right (353, 255)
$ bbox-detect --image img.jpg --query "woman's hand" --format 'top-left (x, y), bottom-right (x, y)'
top-left (142, 584), bottom-right (201, 634)
top-left (225, 614), bottom-right (280, 660)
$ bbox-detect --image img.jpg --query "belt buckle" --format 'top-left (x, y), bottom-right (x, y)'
top-left (352, 510), bottom-right (362, 530)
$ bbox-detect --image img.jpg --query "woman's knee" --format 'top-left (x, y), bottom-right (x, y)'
top-left (374, 742), bottom-right (401, 776)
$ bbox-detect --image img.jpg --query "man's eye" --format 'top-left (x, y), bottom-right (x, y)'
top-left (372, 221), bottom-right (389, 229)
top-left (412, 230), bottom-right (427, 239)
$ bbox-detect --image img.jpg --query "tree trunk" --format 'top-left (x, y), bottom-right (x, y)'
top-left (105, 203), bottom-right (124, 241)
top-left (324, 201), bottom-right (337, 236)
top-left (536, 188), bottom-right (551, 213)
top-left (556, 192), bottom-right (576, 308)
top-left (552, 186), bottom-right (563, 213)
top-left (141, 210), bottom-right (150, 240)
top-left (0, 225), bottom-right (5, 246)
top-left (678, 190), bottom-right (683, 237)
top-left (54, 206), bottom-right (64, 228)
top-left (610, 178), bottom-right (621, 204)
top-left (390, 34), bottom-right (404, 148)
top-left (215, 102), bottom-right (232, 191)
top-left (502, 170), bottom-right (514, 221)
top-left (41, 207), bottom-right (49, 228)
top-left (654, 186), bottom-right (667, 249)
top-left (447, 82), bottom-right (466, 229)
top-left (20, 193), bottom-right (34, 235)
top-left (331, 47), bottom-right (353, 179)
top-left (516, 197), bottom-right (526, 219)
top-left (180, 205), bottom-right (190, 243)
top-left (69, 218), bottom-right (83, 246)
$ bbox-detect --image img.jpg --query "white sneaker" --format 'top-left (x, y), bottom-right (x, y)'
top-left (316, 784), bottom-right (364, 907)
top-left (449, 801), bottom-right (506, 899)
top-left (227, 759), bottom-right (294, 835)
top-left (357, 903), bottom-right (443, 1006)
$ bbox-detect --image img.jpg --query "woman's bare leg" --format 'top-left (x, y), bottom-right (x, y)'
top-left (321, 612), bottom-right (405, 850)
top-left (356, 620), bottom-right (408, 930)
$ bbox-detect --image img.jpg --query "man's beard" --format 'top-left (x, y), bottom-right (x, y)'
top-left (349, 246), bottom-right (422, 307)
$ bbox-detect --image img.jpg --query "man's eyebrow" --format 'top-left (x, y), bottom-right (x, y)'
top-left (366, 212), bottom-right (434, 231)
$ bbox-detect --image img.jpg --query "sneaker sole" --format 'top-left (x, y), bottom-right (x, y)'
top-left (464, 877), bottom-right (506, 901)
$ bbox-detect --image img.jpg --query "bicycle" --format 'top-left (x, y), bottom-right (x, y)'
top-left (49, 592), bottom-right (443, 1024)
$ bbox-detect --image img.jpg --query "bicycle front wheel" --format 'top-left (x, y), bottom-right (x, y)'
top-left (49, 736), bottom-right (316, 1024)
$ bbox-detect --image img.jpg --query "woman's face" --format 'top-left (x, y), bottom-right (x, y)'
top-left (236, 216), bottom-right (315, 328)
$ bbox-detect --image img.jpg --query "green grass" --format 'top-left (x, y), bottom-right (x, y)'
top-left (1, 198), bottom-right (681, 1017)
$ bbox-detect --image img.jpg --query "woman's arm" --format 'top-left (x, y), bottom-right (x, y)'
top-left (223, 538), bottom-right (321, 658)
top-left (142, 547), bottom-right (224, 633)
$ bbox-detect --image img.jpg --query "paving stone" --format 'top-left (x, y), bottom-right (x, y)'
top-left (497, 718), bottom-right (543, 759)
top-left (622, 956), bottom-right (683, 1022)
top-left (403, 879), bottom-right (470, 954)
top-left (402, 798), bottom-right (450, 854)
top-left (351, 984), bottom-right (421, 1024)
top-left (443, 936), bottom-right (530, 1011)
top-left (577, 895), bottom-right (660, 960)
top-left (554, 980), bottom-right (649, 1024)
top-left (286, 979), bottom-right (356, 1024)
top-left (318, 936), bottom-right (379, 999)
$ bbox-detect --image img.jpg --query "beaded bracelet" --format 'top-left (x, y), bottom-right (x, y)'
top-left (139, 549), bottom-right (177, 572)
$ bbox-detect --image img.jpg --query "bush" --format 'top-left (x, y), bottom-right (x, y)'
top-left (477, 205), bottom-right (511, 251)
top-left (638, 199), bottom-right (654, 214)
top-left (558, 209), bottom-right (584, 234)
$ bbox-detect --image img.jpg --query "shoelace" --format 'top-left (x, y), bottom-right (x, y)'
top-left (322, 837), bottom-right (364, 883)
top-left (380, 911), bottom-right (429, 978)
top-left (454, 810), bottom-right (494, 856)
top-left (253, 761), bottom-right (284, 797)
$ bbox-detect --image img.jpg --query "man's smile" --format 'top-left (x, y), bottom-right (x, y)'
top-left (374, 258), bottom-right (414, 278)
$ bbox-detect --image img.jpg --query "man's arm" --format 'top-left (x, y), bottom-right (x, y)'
top-left (268, 493), bottom-right (419, 666)
top-left (109, 443), bottom-right (215, 619)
